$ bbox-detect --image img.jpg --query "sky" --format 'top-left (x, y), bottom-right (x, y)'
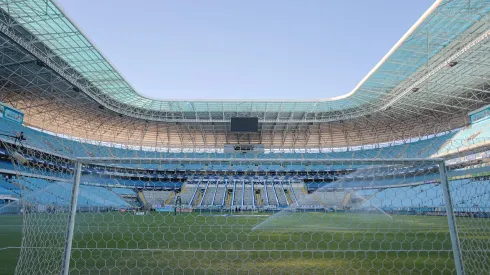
top-left (56, 0), bottom-right (433, 100)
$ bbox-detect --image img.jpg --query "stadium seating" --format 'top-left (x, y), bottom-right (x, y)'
top-left (143, 190), bottom-right (175, 206)
top-left (265, 184), bottom-right (278, 206)
top-left (0, 187), bottom-right (14, 195)
top-left (111, 188), bottom-right (136, 195)
top-left (213, 183), bottom-right (228, 207)
top-left (355, 178), bottom-right (490, 212)
top-left (1, 116), bottom-right (490, 213)
top-left (0, 175), bottom-right (131, 210)
top-left (147, 178), bottom-right (305, 209)
top-left (2, 117), bottom-right (490, 170)
top-left (0, 177), bottom-right (20, 194)
top-left (242, 186), bottom-right (254, 207)
top-left (274, 185), bottom-right (288, 206)
top-left (200, 184), bottom-right (217, 206)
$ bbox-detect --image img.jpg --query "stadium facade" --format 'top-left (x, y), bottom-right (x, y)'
top-left (1, 0), bottom-right (490, 274)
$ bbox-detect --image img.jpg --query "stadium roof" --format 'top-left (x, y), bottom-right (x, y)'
top-left (1, 0), bottom-right (490, 148)
top-left (2, 0), bottom-right (489, 114)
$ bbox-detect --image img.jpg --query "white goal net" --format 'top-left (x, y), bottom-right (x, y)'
top-left (3, 141), bottom-right (488, 275)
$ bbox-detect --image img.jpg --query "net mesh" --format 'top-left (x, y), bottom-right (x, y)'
top-left (1, 141), bottom-right (74, 275)
top-left (3, 139), bottom-right (489, 274)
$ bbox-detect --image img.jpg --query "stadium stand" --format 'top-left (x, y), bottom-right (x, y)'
top-left (350, 177), bottom-right (490, 213)
top-left (2, 117), bottom-right (490, 165)
top-left (143, 190), bottom-right (174, 206)
top-left (1, 1), bottom-right (490, 274)
top-left (0, 174), bottom-right (131, 212)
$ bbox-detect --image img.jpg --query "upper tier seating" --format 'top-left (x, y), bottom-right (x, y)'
top-left (2, 117), bottom-right (490, 167)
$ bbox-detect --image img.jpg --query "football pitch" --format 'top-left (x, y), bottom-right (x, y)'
top-left (0, 211), bottom-right (485, 274)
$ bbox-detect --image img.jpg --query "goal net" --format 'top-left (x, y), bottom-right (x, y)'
top-left (2, 141), bottom-right (489, 274)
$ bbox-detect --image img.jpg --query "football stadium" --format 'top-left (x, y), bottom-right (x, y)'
top-left (1, 0), bottom-right (490, 274)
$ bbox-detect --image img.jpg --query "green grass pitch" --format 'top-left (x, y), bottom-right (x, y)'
top-left (0, 211), bottom-right (487, 274)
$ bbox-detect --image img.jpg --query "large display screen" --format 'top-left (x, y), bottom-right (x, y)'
top-left (230, 117), bottom-right (258, 132)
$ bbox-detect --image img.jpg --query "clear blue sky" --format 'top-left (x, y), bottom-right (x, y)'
top-left (57, 0), bottom-right (433, 100)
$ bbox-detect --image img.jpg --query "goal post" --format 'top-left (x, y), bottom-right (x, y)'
top-left (59, 157), bottom-right (466, 274)
top-left (439, 162), bottom-right (464, 275)
top-left (3, 146), bottom-right (487, 274)
top-left (61, 161), bottom-right (82, 275)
